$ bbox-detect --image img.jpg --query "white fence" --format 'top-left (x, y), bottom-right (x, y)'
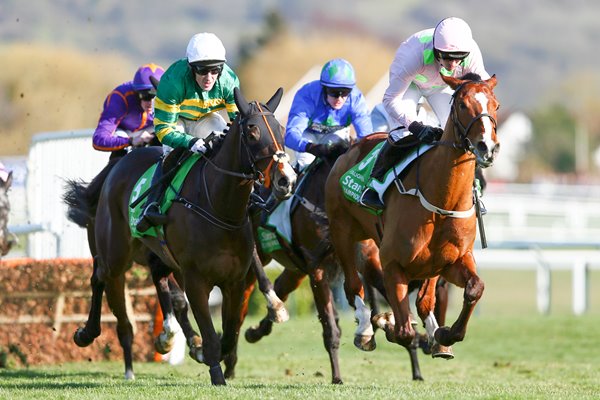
top-left (23, 130), bottom-right (108, 258)
top-left (6, 137), bottom-right (600, 314)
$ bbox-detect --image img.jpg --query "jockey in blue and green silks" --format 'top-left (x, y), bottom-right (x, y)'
top-left (136, 32), bottom-right (240, 232)
top-left (285, 58), bottom-right (372, 171)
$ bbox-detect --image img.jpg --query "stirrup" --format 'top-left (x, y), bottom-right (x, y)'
top-left (136, 203), bottom-right (168, 231)
top-left (359, 188), bottom-right (384, 212)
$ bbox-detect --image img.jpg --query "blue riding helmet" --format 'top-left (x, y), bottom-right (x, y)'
top-left (320, 58), bottom-right (356, 88)
top-left (132, 63), bottom-right (165, 92)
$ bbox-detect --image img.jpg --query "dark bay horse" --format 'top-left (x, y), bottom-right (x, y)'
top-left (325, 74), bottom-right (499, 358)
top-left (63, 88), bottom-right (297, 384)
top-left (226, 148), bottom-right (449, 383)
top-left (0, 167), bottom-right (16, 257)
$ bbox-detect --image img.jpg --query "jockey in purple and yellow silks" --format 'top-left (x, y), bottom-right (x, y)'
top-left (136, 32), bottom-right (240, 232)
top-left (360, 17), bottom-right (491, 211)
top-left (93, 63), bottom-right (165, 159)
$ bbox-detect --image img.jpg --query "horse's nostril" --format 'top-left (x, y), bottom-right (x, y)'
top-left (277, 177), bottom-right (289, 187)
top-left (476, 142), bottom-right (488, 153)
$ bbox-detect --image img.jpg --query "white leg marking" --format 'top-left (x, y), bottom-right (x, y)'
top-left (424, 311), bottom-right (439, 340)
top-left (163, 312), bottom-right (182, 336)
top-left (354, 295), bottom-right (374, 337)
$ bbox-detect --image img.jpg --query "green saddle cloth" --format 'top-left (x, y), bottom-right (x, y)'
top-left (129, 154), bottom-right (202, 238)
top-left (339, 142), bottom-right (433, 215)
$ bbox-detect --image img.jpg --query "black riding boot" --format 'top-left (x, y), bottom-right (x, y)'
top-left (359, 138), bottom-right (402, 211)
top-left (136, 160), bottom-right (169, 232)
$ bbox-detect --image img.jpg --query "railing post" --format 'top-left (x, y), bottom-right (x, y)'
top-left (534, 247), bottom-right (551, 315)
top-left (572, 259), bottom-right (589, 315)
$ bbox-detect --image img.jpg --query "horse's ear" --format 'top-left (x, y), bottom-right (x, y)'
top-left (234, 87), bottom-right (250, 116)
top-left (149, 76), bottom-right (160, 89)
top-left (486, 74), bottom-right (497, 89)
top-left (265, 87), bottom-right (284, 112)
top-left (441, 74), bottom-right (462, 89)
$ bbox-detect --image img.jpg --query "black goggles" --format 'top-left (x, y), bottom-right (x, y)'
top-left (325, 87), bottom-right (352, 98)
top-left (137, 90), bottom-right (156, 101)
top-left (191, 64), bottom-right (223, 76)
top-left (437, 50), bottom-right (470, 61)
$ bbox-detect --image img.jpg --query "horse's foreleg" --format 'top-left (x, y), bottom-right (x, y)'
top-left (415, 277), bottom-right (454, 359)
top-left (373, 263), bottom-right (413, 348)
top-left (309, 268), bottom-right (343, 384)
top-left (220, 280), bottom-right (247, 381)
top-left (251, 248), bottom-right (288, 323)
top-left (149, 255), bottom-right (181, 356)
top-left (186, 279), bottom-right (225, 385)
top-left (74, 256), bottom-right (105, 348)
top-left (334, 238), bottom-right (373, 351)
top-left (104, 274), bottom-right (135, 380)
top-left (168, 274), bottom-right (202, 363)
top-left (245, 268), bottom-right (305, 343)
top-left (436, 252), bottom-right (484, 347)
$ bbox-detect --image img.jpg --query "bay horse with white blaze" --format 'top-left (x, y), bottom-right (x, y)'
top-left (64, 88), bottom-right (296, 384)
top-left (325, 73), bottom-right (499, 356)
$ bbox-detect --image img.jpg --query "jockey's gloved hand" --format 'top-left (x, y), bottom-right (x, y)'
top-left (130, 131), bottom-right (155, 147)
top-left (189, 138), bottom-right (208, 154)
top-left (305, 143), bottom-right (330, 157)
top-left (408, 121), bottom-right (443, 144)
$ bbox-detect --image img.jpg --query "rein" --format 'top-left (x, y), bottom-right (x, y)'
top-left (177, 102), bottom-right (286, 230)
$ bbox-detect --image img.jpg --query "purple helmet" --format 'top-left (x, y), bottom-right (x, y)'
top-left (132, 63), bottom-right (165, 92)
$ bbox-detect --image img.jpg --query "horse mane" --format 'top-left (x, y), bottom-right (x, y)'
top-left (460, 72), bottom-right (482, 81)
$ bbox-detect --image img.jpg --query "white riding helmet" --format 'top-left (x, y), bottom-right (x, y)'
top-left (186, 32), bottom-right (227, 66)
top-left (433, 17), bottom-right (474, 53)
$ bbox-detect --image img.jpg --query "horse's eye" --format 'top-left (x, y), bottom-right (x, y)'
top-left (459, 102), bottom-right (467, 110)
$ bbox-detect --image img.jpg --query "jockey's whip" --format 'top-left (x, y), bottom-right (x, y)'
top-left (473, 184), bottom-right (487, 249)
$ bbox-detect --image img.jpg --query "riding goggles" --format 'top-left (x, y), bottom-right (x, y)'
top-left (325, 87), bottom-right (352, 98)
top-left (137, 90), bottom-right (156, 101)
top-left (191, 64), bottom-right (224, 76)
top-left (437, 50), bottom-right (470, 61)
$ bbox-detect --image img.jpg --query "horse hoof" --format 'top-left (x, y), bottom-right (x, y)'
top-left (431, 343), bottom-right (454, 360)
top-left (372, 311), bottom-right (394, 330)
top-left (209, 365), bottom-right (226, 385)
top-left (245, 326), bottom-right (264, 343)
top-left (188, 336), bottom-right (204, 364)
top-left (354, 334), bottom-right (376, 351)
top-left (332, 377), bottom-right (343, 384)
top-left (268, 305), bottom-right (289, 323)
top-left (154, 331), bottom-right (176, 354)
top-left (73, 328), bottom-right (94, 347)
top-left (124, 370), bottom-right (135, 380)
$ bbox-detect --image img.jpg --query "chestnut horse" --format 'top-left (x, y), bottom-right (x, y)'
top-left (226, 149), bottom-right (449, 383)
top-left (0, 166), bottom-right (16, 257)
top-left (63, 88), bottom-right (296, 384)
top-left (325, 74), bottom-right (499, 357)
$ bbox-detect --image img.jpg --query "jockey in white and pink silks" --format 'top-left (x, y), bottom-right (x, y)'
top-left (361, 17), bottom-right (491, 211)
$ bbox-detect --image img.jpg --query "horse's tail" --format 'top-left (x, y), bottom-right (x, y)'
top-left (62, 157), bottom-right (121, 227)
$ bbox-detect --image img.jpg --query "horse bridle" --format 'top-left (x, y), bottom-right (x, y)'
top-left (202, 101), bottom-right (288, 187)
top-left (448, 81), bottom-right (497, 154)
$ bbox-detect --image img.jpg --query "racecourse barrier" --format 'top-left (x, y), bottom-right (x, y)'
top-left (0, 258), bottom-right (157, 367)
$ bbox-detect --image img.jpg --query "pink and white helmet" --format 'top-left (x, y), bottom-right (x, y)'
top-left (433, 17), bottom-right (474, 54)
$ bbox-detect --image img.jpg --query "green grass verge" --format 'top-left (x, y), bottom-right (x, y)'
top-left (0, 312), bottom-right (598, 399)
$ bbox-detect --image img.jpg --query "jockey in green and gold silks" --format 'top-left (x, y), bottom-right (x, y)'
top-left (153, 58), bottom-right (239, 149)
